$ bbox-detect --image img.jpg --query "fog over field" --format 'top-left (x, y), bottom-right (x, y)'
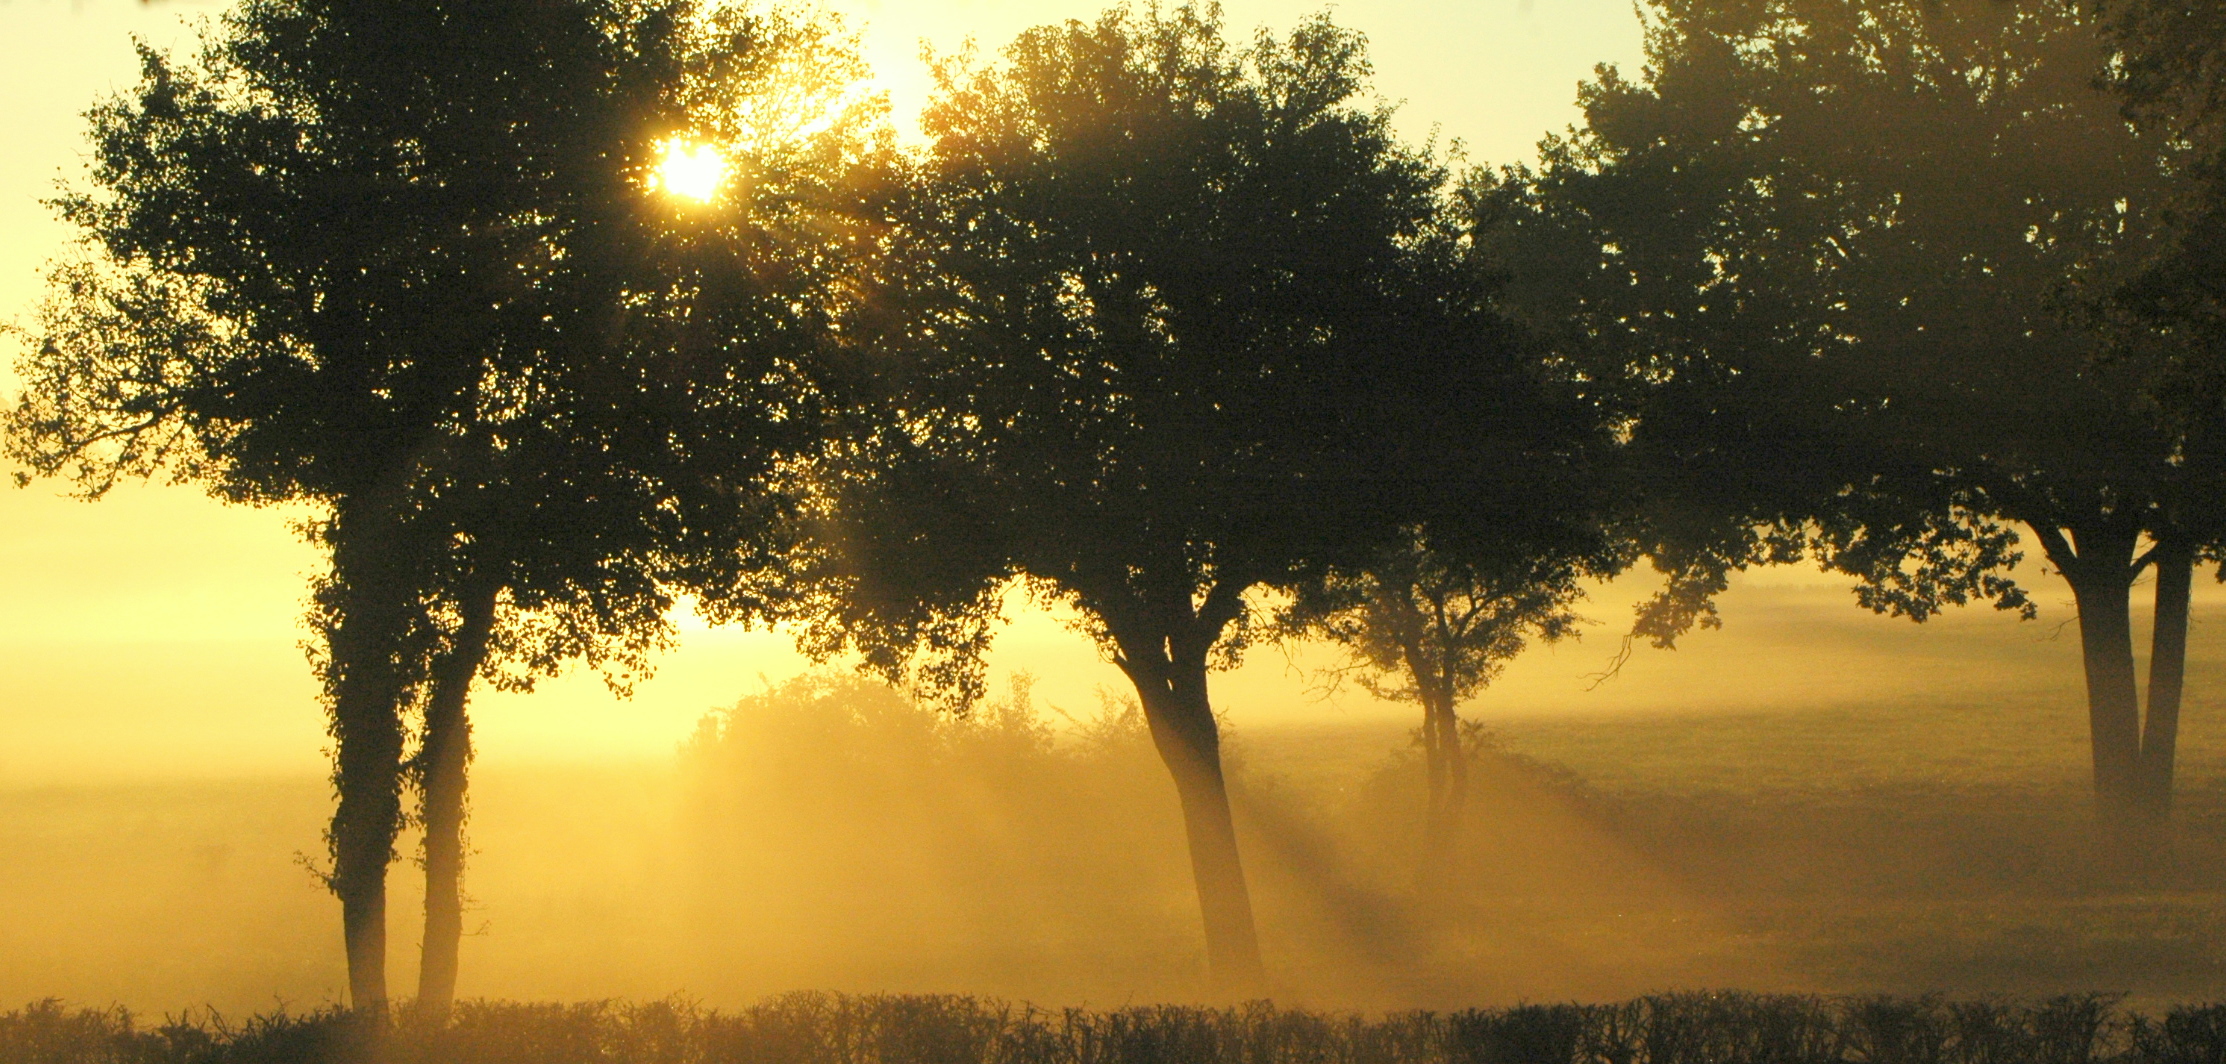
top-left (9, 592), bottom-right (2226, 1013)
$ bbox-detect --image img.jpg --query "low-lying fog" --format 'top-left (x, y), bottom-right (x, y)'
top-left (9, 554), bottom-right (2226, 1015)
top-left (12, 657), bottom-right (2226, 1016)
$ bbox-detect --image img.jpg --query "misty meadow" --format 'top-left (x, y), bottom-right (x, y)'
top-left (7, 0), bottom-right (2226, 1060)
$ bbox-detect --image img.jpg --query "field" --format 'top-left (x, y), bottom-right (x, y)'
top-left (1227, 691), bottom-right (2226, 1005)
top-left (1482, 698), bottom-right (2226, 1001)
top-left (4, 673), bottom-right (2226, 1017)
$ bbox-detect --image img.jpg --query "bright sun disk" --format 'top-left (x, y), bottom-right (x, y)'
top-left (652, 137), bottom-right (729, 202)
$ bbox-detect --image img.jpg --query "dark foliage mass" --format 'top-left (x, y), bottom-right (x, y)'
top-left (1475, 0), bottom-right (2226, 843)
top-left (4, 0), bottom-right (884, 1014)
top-left (775, 3), bottom-right (1611, 991)
top-left (7, 992), bottom-right (2226, 1064)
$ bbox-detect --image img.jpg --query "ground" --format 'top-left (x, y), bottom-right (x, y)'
top-left (3, 685), bottom-right (2222, 1014)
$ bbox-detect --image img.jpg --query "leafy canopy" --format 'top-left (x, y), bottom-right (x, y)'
top-left (790, 3), bottom-right (1595, 699)
top-left (1481, 0), bottom-right (2185, 628)
top-left (7, 0), bottom-right (892, 691)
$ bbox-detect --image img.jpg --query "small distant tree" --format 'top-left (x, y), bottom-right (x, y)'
top-left (784, 4), bottom-right (1596, 992)
top-left (1279, 529), bottom-right (1598, 887)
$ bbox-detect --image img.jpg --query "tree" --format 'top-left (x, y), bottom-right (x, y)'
top-left (5, 0), bottom-right (874, 1012)
top-left (2096, 0), bottom-right (2226, 825)
top-left (1484, 0), bottom-right (2215, 838)
top-left (389, 10), bottom-right (885, 1017)
top-left (785, 4), bottom-right (1591, 992)
top-left (1277, 528), bottom-right (1599, 890)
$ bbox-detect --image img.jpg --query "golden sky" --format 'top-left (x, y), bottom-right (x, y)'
top-left (0, 0), bottom-right (2181, 786)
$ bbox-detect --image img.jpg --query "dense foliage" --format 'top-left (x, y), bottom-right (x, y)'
top-left (4, 0), bottom-right (887, 1013)
top-left (1479, 0), bottom-right (2223, 831)
top-left (774, 4), bottom-right (1606, 990)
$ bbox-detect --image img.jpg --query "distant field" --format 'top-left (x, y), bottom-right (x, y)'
top-left (1226, 691), bottom-right (2226, 1005)
top-left (4, 684), bottom-right (2225, 1014)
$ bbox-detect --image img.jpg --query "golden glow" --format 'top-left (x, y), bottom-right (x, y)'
top-left (650, 137), bottom-right (730, 203)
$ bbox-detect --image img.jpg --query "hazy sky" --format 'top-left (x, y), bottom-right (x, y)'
top-left (0, 0), bottom-right (2182, 786)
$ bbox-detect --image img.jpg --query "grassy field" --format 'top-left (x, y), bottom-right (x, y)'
top-left (1495, 699), bottom-right (2226, 1001)
top-left (4, 677), bottom-right (2225, 1016)
top-left (1226, 691), bottom-right (2226, 1005)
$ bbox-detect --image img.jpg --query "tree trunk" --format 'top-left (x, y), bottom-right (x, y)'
top-left (323, 533), bottom-right (417, 1018)
top-left (2042, 522), bottom-right (2145, 826)
top-left (1421, 696), bottom-right (1448, 834)
top-left (416, 582), bottom-right (500, 1021)
top-left (1115, 634), bottom-right (1266, 995)
top-left (1437, 698), bottom-right (1469, 837)
top-left (2138, 538), bottom-right (2195, 823)
top-left (1418, 692), bottom-right (1466, 892)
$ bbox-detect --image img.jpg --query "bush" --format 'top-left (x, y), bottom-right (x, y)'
top-left (8, 992), bottom-right (2226, 1064)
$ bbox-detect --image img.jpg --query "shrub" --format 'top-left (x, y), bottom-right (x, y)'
top-left (10, 991), bottom-right (2226, 1064)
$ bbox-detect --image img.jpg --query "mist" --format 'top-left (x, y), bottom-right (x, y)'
top-left (11, 602), bottom-right (2226, 1016)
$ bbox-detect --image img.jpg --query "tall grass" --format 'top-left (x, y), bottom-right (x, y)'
top-left (7, 992), bottom-right (2226, 1064)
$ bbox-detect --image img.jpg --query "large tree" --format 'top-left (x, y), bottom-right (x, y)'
top-left (2096, 0), bottom-right (2226, 825)
top-left (5, 0), bottom-right (869, 1012)
top-left (392, 9), bottom-right (886, 1017)
top-left (1484, 0), bottom-right (2214, 836)
top-left (784, 4), bottom-right (1594, 991)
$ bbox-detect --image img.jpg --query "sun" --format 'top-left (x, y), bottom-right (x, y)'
top-left (650, 137), bottom-right (730, 203)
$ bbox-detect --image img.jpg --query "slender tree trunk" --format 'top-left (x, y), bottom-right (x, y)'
top-left (1387, 592), bottom-right (1463, 891)
top-left (1116, 633), bottom-right (1265, 995)
top-left (1434, 695), bottom-right (1468, 843)
top-left (323, 530), bottom-right (417, 1018)
top-left (416, 582), bottom-right (500, 1021)
top-left (1421, 696), bottom-right (1448, 835)
top-left (1418, 692), bottom-right (1465, 893)
top-left (2138, 539), bottom-right (2195, 824)
top-left (2044, 522), bottom-right (2145, 826)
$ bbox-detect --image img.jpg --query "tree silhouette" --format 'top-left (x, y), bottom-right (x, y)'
top-left (390, 10), bottom-right (886, 1017)
top-left (2096, 0), bottom-right (2226, 827)
top-left (783, 4), bottom-right (1586, 991)
top-left (1277, 528), bottom-right (1600, 890)
top-left (5, 0), bottom-right (875, 1011)
top-left (1486, 0), bottom-right (2215, 837)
